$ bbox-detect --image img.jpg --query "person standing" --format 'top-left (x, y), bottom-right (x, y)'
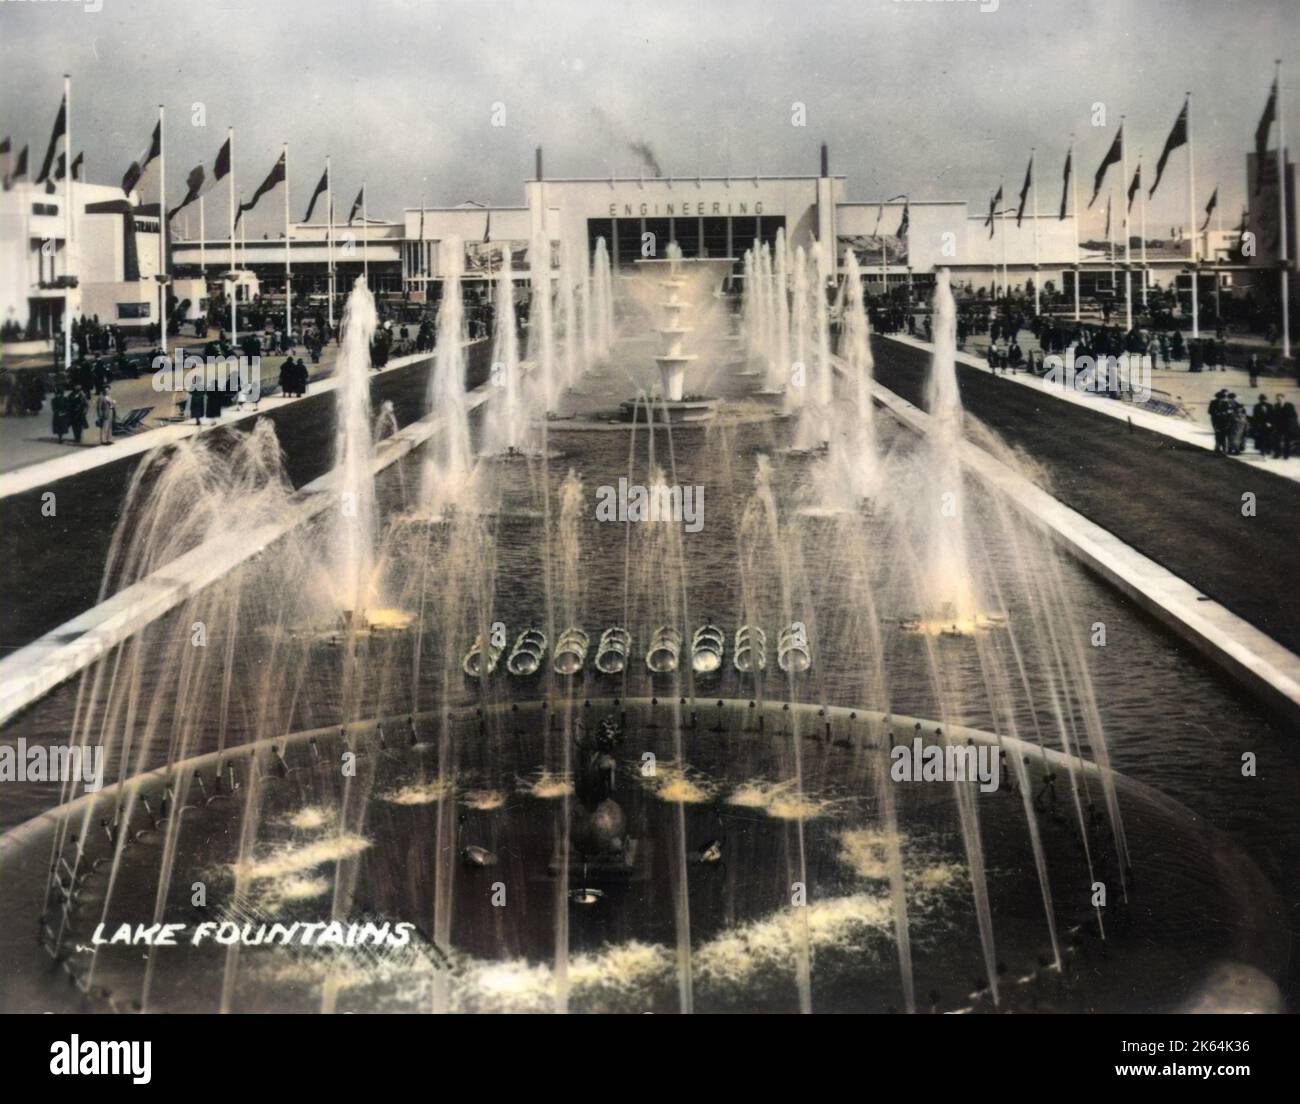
top-left (1209, 389), bottom-right (1229, 455)
top-left (66, 387), bottom-right (88, 445)
top-left (1275, 394), bottom-right (1298, 460)
top-left (51, 383), bottom-right (68, 443)
top-left (96, 387), bottom-right (116, 445)
top-left (1252, 394), bottom-right (1274, 456)
top-left (1227, 394), bottom-right (1248, 456)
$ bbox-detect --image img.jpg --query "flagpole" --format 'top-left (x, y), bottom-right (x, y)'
top-left (62, 75), bottom-right (71, 374)
top-left (999, 176), bottom-right (1007, 300)
top-left (1187, 91), bottom-right (1199, 341)
top-left (362, 181), bottom-right (369, 285)
top-left (283, 142), bottom-right (291, 340)
top-left (228, 126), bottom-right (237, 343)
top-left (1108, 190), bottom-right (1115, 298)
top-left (1121, 116), bottom-right (1132, 331)
top-left (1071, 134), bottom-right (1080, 321)
top-left (1214, 186), bottom-right (1223, 322)
top-left (159, 104), bottom-right (168, 356)
top-left (1139, 151), bottom-right (1148, 310)
top-left (199, 195), bottom-right (206, 296)
top-left (1031, 147), bottom-right (1041, 316)
top-left (326, 155), bottom-right (334, 330)
top-left (1277, 60), bottom-right (1291, 361)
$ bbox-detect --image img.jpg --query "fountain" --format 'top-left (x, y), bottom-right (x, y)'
top-left (0, 214), bottom-right (1287, 1018)
top-left (619, 244), bottom-right (732, 423)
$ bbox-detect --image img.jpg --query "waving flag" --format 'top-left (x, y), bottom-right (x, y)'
top-left (236, 151), bottom-right (286, 225)
top-left (1015, 156), bottom-right (1032, 227)
top-left (1059, 149), bottom-right (1071, 220)
top-left (1200, 186), bottom-right (1218, 232)
top-left (1254, 77), bottom-right (1277, 195)
top-left (985, 184), bottom-right (1003, 239)
top-left (35, 94), bottom-right (66, 185)
top-left (1149, 99), bottom-right (1187, 199)
top-left (122, 121), bottom-right (162, 196)
top-left (1126, 162), bottom-right (1141, 211)
top-left (168, 164), bottom-right (206, 221)
top-left (303, 166), bottom-right (328, 222)
top-left (348, 186), bottom-right (364, 225)
top-left (1089, 124), bottom-right (1123, 208)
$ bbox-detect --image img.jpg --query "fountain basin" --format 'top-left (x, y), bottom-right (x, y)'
top-left (1, 699), bottom-right (1284, 1014)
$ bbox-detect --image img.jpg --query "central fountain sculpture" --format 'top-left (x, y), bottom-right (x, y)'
top-left (621, 245), bottom-right (732, 423)
top-left (655, 265), bottom-right (696, 403)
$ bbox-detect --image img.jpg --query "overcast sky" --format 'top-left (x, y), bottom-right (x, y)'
top-left (1, 0), bottom-right (1292, 240)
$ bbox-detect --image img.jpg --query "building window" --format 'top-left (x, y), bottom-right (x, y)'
top-left (587, 218), bottom-right (613, 266)
top-left (117, 302), bottom-right (152, 320)
top-left (32, 202), bottom-right (59, 217)
top-left (673, 217), bottom-right (699, 257)
top-left (614, 218), bottom-right (642, 268)
top-left (701, 217), bottom-right (728, 258)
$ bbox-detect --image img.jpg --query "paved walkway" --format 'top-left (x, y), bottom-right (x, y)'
top-left (0, 336), bottom-right (359, 479)
top-left (870, 335), bottom-right (1300, 658)
top-left (0, 343), bottom-right (490, 656)
top-left (890, 332), bottom-right (1300, 486)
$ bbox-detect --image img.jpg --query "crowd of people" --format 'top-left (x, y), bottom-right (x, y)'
top-left (1210, 390), bottom-right (1298, 459)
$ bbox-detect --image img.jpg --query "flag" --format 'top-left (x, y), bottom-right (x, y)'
top-left (1254, 76), bottom-right (1277, 195)
top-left (122, 122), bottom-right (162, 195)
top-left (53, 150), bottom-right (82, 182)
top-left (168, 164), bottom-right (205, 221)
top-left (212, 137), bottom-right (231, 182)
top-left (483, 209), bottom-right (491, 243)
top-left (1089, 124), bottom-right (1122, 208)
top-left (1149, 99), bottom-right (1187, 199)
top-left (1200, 186), bottom-right (1218, 232)
top-left (303, 166), bottom-right (328, 222)
top-left (0, 137), bottom-right (9, 157)
top-left (35, 95), bottom-right (67, 184)
top-left (238, 152), bottom-right (286, 219)
top-left (985, 184), bottom-right (1003, 238)
top-left (1126, 162), bottom-right (1141, 211)
top-left (1059, 149), bottom-right (1071, 220)
top-left (1104, 194), bottom-right (1112, 241)
top-left (1015, 156), bottom-right (1032, 227)
top-left (897, 200), bottom-right (909, 238)
top-left (348, 186), bottom-right (364, 225)
top-left (4, 144), bottom-right (28, 189)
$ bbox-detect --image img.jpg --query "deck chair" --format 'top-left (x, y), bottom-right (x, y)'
top-left (112, 406), bottom-right (154, 435)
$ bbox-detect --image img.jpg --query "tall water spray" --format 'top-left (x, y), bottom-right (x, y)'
top-left (333, 277), bottom-right (379, 614)
top-left (592, 236), bottom-right (614, 356)
top-left (920, 267), bottom-right (978, 620)
top-left (529, 230), bottom-right (558, 412)
top-left (483, 244), bottom-right (526, 454)
top-left (774, 229), bottom-right (791, 391)
top-left (422, 235), bottom-right (473, 514)
top-left (813, 240), bottom-right (833, 443)
top-left (818, 252), bottom-right (877, 510)
top-left (558, 241), bottom-right (579, 390)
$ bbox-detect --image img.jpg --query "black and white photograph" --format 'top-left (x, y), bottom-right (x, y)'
top-left (0, 0), bottom-right (1296, 1061)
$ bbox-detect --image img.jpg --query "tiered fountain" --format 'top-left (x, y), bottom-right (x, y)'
top-left (621, 248), bottom-right (731, 423)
